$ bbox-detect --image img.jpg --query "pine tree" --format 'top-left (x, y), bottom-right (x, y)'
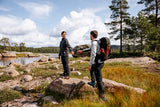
top-left (106, 0), bottom-right (130, 53)
top-left (138, 0), bottom-right (160, 50)
top-left (138, 0), bottom-right (160, 28)
top-left (124, 16), bottom-right (139, 53)
top-left (136, 12), bottom-right (158, 52)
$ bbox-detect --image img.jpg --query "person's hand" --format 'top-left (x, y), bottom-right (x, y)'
top-left (71, 51), bottom-right (74, 55)
top-left (77, 50), bottom-right (83, 54)
top-left (88, 65), bottom-right (91, 71)
top-left (58, 56), bottom-right (60, 60)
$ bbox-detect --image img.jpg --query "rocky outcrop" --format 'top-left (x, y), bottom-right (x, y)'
top-left (1, 96), bottom-right (38, 107)
top-left (1, 51), bottom-right (16, 58)
top-left (48, 78), bottom-right (89, 99)
top-left (0, 53), bottom-right (2, 58)
top-left (105, 57), bottom-right (155, 65)
top-left (21, 75), bottom-right (33, 82)
top-left (43, 96), bottom-right (58, 104)
top-left (28, 53), bottom-right (38, 57)
top-left (39, 56), bottom-right (49, 62)
top-left (48, 77), bottom-right (146, 99)
top-left (48, 57), bottom-right (57, 61)
top-left (8, 62), bottom-right (22, 67)
top-left (2, 65), bottom-right (20, 77)
top-left (20, 62), bottom-right (39, 70)
top-left (72, 45), bottom-right (90, 57)
top-left (102, 79), bottom-right (146, 94)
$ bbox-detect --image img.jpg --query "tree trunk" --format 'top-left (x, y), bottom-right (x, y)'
top-left (141, 35), bottom-right (143, 54)
top-left (120, 2), bottom-right (123, 54)
top-left (155, 0), bottom-right (158, 28)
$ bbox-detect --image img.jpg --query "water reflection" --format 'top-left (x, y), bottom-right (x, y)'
top-left (0, 57), bottom-right (41, 66)
top-left (0, 53), bottom-right (72, 66)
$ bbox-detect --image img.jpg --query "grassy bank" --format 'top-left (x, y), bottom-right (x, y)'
top-left (42, 60), bottom-right (160, 107)
top-left (0, 57), bottom-right (159, 106)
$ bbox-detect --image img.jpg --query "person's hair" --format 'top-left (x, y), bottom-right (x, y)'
top-left (61, 31), bottom-right (67, 35)
top-left (90, 30), bottom-right (98, 38)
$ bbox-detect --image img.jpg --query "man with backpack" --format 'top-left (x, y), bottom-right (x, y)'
top-left (58, 31), bottom-right (74, 79)
top-left (78, 30), bottom-right (110, 101)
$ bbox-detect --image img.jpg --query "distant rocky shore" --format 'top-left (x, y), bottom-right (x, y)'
top-left (0, 51), bottom-right (40, 58)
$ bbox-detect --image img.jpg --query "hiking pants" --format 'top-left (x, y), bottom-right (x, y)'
top-left (90, 65), bottom-right (96, 83)
top-left (61, 56), bottom-right (69, 76)
top-left (92, 63), bottom-right (105, 95)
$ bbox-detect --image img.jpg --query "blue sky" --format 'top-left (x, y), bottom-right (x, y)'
top-left (0, 0), bottom-right (144, 47)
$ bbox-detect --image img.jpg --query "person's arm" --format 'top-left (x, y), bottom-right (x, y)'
top-left (77, 48), bottom-right (90, 54)
top-left (58, 42), bottom-right (61, 59)
top-left (65, 39), bottom-right (74, 55)
top-left (82, 48), bottom-right (90, 52)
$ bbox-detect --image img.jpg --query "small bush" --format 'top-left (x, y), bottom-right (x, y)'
top-left (0, 75), bottom-right (14, 82)
top-left (0, 89), bottom-right (22, 104)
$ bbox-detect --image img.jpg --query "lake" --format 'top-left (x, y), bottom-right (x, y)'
top-left (0, 53), bottom-right (72, 66)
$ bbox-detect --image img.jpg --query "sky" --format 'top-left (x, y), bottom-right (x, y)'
top-left (0, 0), bottom-right (144, 47)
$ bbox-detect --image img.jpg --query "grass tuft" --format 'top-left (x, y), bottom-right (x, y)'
top-left (0, 88), bottom-right (22, 104)
top-left (0, 75), bottom-right (14, 82)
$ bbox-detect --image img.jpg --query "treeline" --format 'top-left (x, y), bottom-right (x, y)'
top-left (106, 0), bottom-right (160, 54)
top-left (25, 47), bottom-right (59, 53)
top-left (0, 37), bottom-right (59, 53)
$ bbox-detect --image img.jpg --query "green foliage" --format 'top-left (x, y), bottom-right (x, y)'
top-left (25, 47), bottom-right (59, 53)
top-left (138, 0), bottom-right (160, 28)
top-left (106, 0), bottom-right (130, 53)
top-left (109, 52), bottom-right (142, 58)
top-left (146, 52), bottom-right (160, 61)
top-left (0, 37), bottom-right (11, 50)
top-left (0, 89), bottom-right (22, 104)
top-left (0, 75), bottom-right (14, 82)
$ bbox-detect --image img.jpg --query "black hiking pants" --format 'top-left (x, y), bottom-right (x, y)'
top-left (90, 65), bottom-right (96, 83)
top-left (61, 56), bottom-right (69, 76)
top-left (92, 63), bottom-right (105, 95)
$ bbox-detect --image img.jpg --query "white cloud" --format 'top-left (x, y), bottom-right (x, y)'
top-left (0, 8), bottom-right (119, 48)
top-left (0, 15), bottom-right (58, 47)
top-left (0, 6), bottom-right (9, 11)
top-left (18, 2), bottom-right (52, 18)
top-left (0, 15), bottom-right (36, 35)
top-left (51, 9), bottom-right (119, 46)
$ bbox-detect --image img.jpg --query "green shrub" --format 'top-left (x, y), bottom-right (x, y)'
top-left (0, 75), bottom-right (14, 82)
top-left (0, 89), bottom-right (22, 104)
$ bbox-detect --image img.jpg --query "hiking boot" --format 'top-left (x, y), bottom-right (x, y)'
top-left (64, 76), bottom-right (70, 79)
top-left (99, 94), bottom-right (108, 102)
top-left (60, 73), bottom-right (65, 76)
top-left (88, 82), bottom-right (96, 87)
top-left (101, 97), bottom-right (107, 101)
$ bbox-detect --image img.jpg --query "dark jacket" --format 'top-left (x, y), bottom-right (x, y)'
top-left (59, 38), bottom-right (73, 57)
